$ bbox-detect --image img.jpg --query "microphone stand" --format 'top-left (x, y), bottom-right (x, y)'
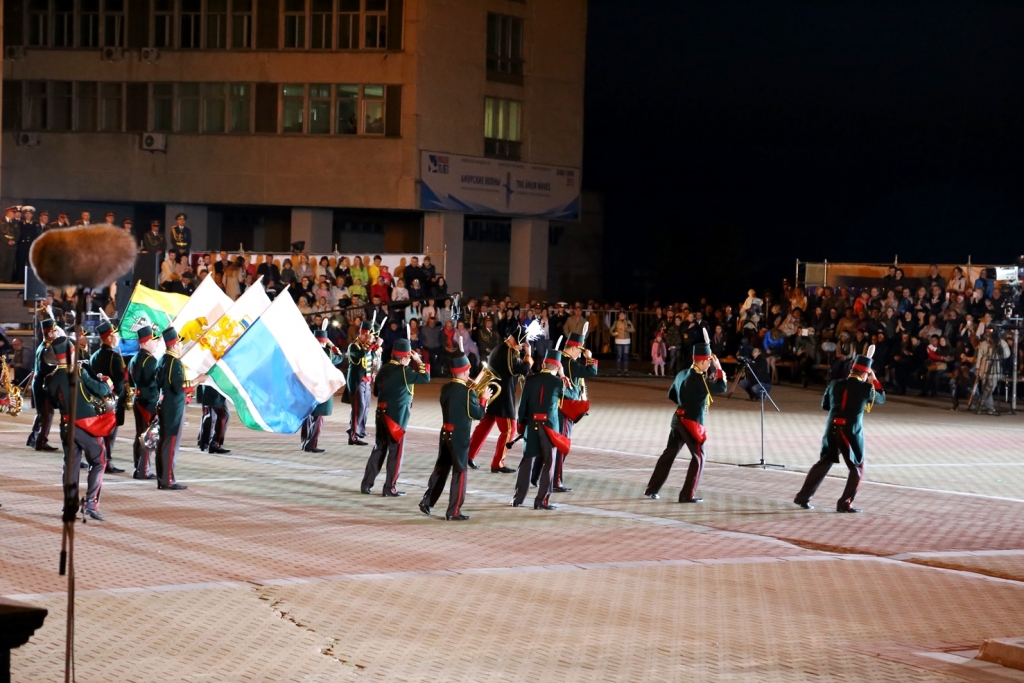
top-left (737, 357), bottom-right (785, 469)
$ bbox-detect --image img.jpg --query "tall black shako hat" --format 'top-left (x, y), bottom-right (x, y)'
top-left (162, 327), bottom-right (179, 345)
top-left (851, 355), bottom-right (873, 374)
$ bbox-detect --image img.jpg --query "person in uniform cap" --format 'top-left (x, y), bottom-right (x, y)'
top-left (794, 352), bottom-right (886, 512)
top-left (467, 332), bottom-right (533, 472)
top-left (51, 213), bottom-right (72, 229)
top-left (142, 220), bottom-right (164, 253)
top-left (156, 327), bottom-right (206, 490)
top-left (300, 329), bottom-right (345, 452)
top-left (361, 338), bottom-right (430, 496)
top-left (89, 321), bottom-right (127, 473)
top-left (103, 211), bottom-right (116, 227)
top-left (170, 213), bottom-right (192, 258)
top-left (512, 349), bottom-right (567, 510)
top-left (13, 205), bottom-right (40, 283)
top-left (0, 206), bottom-right (19, 283)
top-left (128, 325), bottom-right (159, 479)
top-left (419, 352), bottom-right (489, 521)
top-left (43, 337), bottom-right (115, 521)
top-left (27, 318), bottom-right (60, 451)
top-left (644, 337), bottom-right (728, 503)
top-left (37, 210), bottom-right (50, 230)
top-left (531, 332), bottom-right (598, 492)
top-left (345, 320), bottom-right (378, 446)
top-left (122, 218), bottom-right (134, 239)
top-left (197, 384), bottom-right (231, 454)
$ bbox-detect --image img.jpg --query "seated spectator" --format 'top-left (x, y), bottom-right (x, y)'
top-left (420, 317), bottom-right (444, 376)
top-left (762, 325), bottom-right (786, 382)
top-left (160, 250), bottom-right (178, 285)
top-left (422, 298), bottom-right (438, 322)
top-left (370, 276), bottom-right (391, 303)
top-left (378, 265), bottom-right (394, 285)
top-left (740, 348), bottom-right (772, 400)
top-left (9, 337), bottom-right (32, 385)
top-left (314, 296), bottom-right (330, 314)
top-left (280, 258), bottom-right (296, 284)
top-left (475, 316), bottom-right (499, 359)
top-left (710, 324), bottom-right (728, 358)
top-left (330, 277), bottom-right (351, 308)
top-left (314, 277), bottom-right (331, 303)
top-left (456, 320), bottom-right (479, 372)
top-left (431, 276), bottom-right (449, 300)
top-left (405, 300), bottom-right (423, 322)
top-left (391, 278), bottom-right (409, 302)
top-left (349, 278), bottom-right (367, 301)
top-left (946, 266), bottom-right (967, 294)
top-left (296, 253), bottom-right (313, 281)
top-left (380, 320), bottom-right (404, 362)
top-left (297, 296), bottom-right (313, 316)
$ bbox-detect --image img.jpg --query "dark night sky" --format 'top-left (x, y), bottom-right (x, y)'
top-left (583, 1), bottom-right (1024, 304)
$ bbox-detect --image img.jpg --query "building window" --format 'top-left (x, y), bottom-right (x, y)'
top-left (28, 0), bottom-right (50, 46)
top-left (80, 0), bottom-right (101, 46)
top-left (203, 82), bottom-right (226, 132)
top-left (54, 0), bottom-right (75, 46)
top-left (102, 0), bottom-right (125, 46)
top-left (180, 0), bottom-right (201, 47)
top-left (229, 83), bottom-right (251, 132)
top-left (363, 0), bottom-right (386, 48)
top-left (484, 96), bottom-right (521, 160)
top-left (362, 84), bottom-right (384, 135)
top-left (281, 83), bottom-right (304, 132)
top-left (310, 0), bottom-right (332, 48)
top-left (24, 81), bottom-right (49, 130)
top-left (76, 82), bottom-right (98, 131)
top-left (153, 83), bottom-right (174, 131)
top-left (283, 0), bottom-right (306, 48)
top-left (178, 82), bottom-right (201, 131)
top-left (231, 0), bottom-right (253, 47)
top-left (205, 0), bottom-right (228, 47)
top-left (308, 83), bottom-right (331, 133)
top-left (154, 0), bottom-right (174, 47)
top-left (337, 0), bottom-right (358, 48)
top-left (99, 82), bottom-right (123, 131)
top-left (52, 81), bottom-right (73, 130)
top-left (335, 84), bottom-right (358, 134)
top-left (486, 13), bottom-right (524, 82)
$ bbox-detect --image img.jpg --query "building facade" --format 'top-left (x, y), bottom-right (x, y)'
top-left (1, 0), bottom-right (590, 300)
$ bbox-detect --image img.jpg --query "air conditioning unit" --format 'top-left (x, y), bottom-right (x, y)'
top-left (140, 47), bottom-right (160, 63)
top-left (141, 133), bottom-right (167, 152)
top-left (17, 132), bottom-right (41, 147)
top-left (101, 46), bottom-right (124, 61)
top-left (4, 46), bottom-right (26, 61)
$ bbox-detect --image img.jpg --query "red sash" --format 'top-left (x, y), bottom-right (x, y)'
top-left (543, 425), bottom-right (571, 455)
top-left (384, 414), bottom-right (406, 442)
top-left (560, 398), bottom-right (590, 423)
top-left (675, 409), bottom-right (707, 445)
top-left (77, 412), bottom-right (116, 438)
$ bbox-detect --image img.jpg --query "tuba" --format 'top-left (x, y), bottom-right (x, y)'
top-left (0, 358), bottom-right (22, 417)
top-left (468, 362), bottom-right (502, 404)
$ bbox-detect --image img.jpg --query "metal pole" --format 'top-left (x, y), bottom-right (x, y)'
top-left (823, 260), bottom-right (828, 288)
top-left (1013, 328), bottom-right (1019, 413)
top-left (795, 259), bottom-right (800, 290)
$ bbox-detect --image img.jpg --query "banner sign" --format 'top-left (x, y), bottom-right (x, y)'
top-left (420, 151), bottom-right (581, 221)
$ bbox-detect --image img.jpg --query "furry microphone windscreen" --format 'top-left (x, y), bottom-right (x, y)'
top-left (30, 226), bottom-right (138, 289)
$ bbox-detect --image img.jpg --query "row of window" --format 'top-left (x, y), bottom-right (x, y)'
top-left (4, 0), bottom-right (402, 51)
top-left (3, 80), bottom-right (401, 136)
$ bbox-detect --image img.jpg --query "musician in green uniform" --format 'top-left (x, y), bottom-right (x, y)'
top-left (513, 349), bottom-right (567, 510)
top-left (794, 352), bottom-right (886, 512)
top-left (644, 339), bottom-right (728, 503)
top-left (300, 329), bottom-right (344, 452)
top-left (156, 327), bottom-right (205, 490)
top-left (90, 321), bottom-right (127, 473)
top-left (197, 385), bottom-right (231, 454)
top-left (44, 337), bottom-right (115, 521)
top-left (419, 353), bottom-right (488, 521)
top-left (531, 332), bottom-right (599, 491)
top-left (361, 338), bottom-right (430, 496)
top-left (27, 318), bottom-right (59, 451)
top-left (346, 321), bottom-right (378, 446)
top-left (128, 325), bottom-right (159, 479)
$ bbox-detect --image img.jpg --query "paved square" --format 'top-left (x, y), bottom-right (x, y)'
top-left (3, 379), bottom-right (1023, 681)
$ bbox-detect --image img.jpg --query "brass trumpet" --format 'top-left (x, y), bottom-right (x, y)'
top-left (0, 358), bottom-right (23, 417)
top-left (468, 363), bottom-right (502, 404)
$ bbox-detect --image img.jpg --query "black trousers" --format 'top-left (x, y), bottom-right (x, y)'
top-left (347, 380), bottom-right (370, 440)
top-left (514, 425), bottom-right (555, 507)
top-left (422, 432), bottom-right (468, 518)
top-left (199, 405), bottom-right (229, 450)
top-left (361, 412), bottom-right (405, 494)
top-left (103, 425), bottom-right (119, 470)
top-left (645, 418), bottom-right (705, 501)
top-left (795, 435), bottom-right (864, 510)
top-left (531, 417), bottom-right (573, 488)
top-left (156, 412), bottom-right (185, 488)
top-left (27, 390), bottom-right (54, 449)
top-left (61, 424), bottom-right (106, 512)
top-left (301, 414), bottom-right (323, 451)
top-left (133, 403), bottom-right (155, 478)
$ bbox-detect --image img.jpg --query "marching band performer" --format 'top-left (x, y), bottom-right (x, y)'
top-left (27, 317), bottom-right (58, 451)
top-left (156, 327), bottom-right (206, 490)
top-left (301, 329), bottom-right (345, 452)
top-left (128, 325), bottom-right (159, 479)
top-left (197, 385), bottom-right (231, 455)
top-left (644, 333), bottom-right (728, 503)
top-left (512, 349), bottom-right (568, 510)
top-left (44, 336), bottom-right (115, 521)
top-left (794, 350), bottom-right (885, 512)
top-left (361, 338), bottom-right (430, 496)
top-left (419, 352), bottom-right (488, 521)
top-left (346, 320), bottom-right (378, 446)
top-left (467, 333), bottom-right (533, 473)
top-left (90, 321), bottom-right (127, 474)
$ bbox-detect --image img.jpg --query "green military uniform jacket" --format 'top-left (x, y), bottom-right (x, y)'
top-left (346, 341), bottom-right (372, 386)
top-left (561, 353), bottom-right (599, 401)
top-left (32, 340), bottom-right (55, 399)
top-left (517, 370), bottom-right (564, 457)
top-left (667, 367), bottom-right (728, 427)
top-left (440, 379), bottom-right (485, 461)
top-left (819, 376), bottom-right (885, 465)
top-left (44, 363), bottom-right (112, 422)
top-left (128, 349), bottom-right (160, 414)
top-left (375, 360), bottom-right (430, 429)
top-left (312, 345), bottom-right (344, 417)
top-left (91, 344), bottom-right (127, 425)
top-left (157, 351), bottom-right (194, 432)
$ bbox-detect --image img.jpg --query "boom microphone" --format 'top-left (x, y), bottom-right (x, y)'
top-left (30, 226), bottom-right (137, 289)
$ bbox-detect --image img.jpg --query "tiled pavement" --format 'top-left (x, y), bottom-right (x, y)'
top-left (2, 378), bottom-right (1023, 681)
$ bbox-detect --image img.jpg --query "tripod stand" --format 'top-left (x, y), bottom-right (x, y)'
top-left (737, 357), bottom-right (785, 469)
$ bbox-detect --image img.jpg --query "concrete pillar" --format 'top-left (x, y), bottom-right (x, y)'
top-left (290, 208), bottom-right (333, 254)
top-left (165, 204), bottom-right (208, 251)
top-left (422, 211), bottom-right (464, 293)
top-left (509, 218), bottom-right (548, 302)
top-left (251, 220), bottom-right (266, 252)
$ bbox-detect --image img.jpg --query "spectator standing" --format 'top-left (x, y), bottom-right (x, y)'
top-left (651, 332), bottom-right (667, 376)
top-left (611, 311), bottom-right (634, 376)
